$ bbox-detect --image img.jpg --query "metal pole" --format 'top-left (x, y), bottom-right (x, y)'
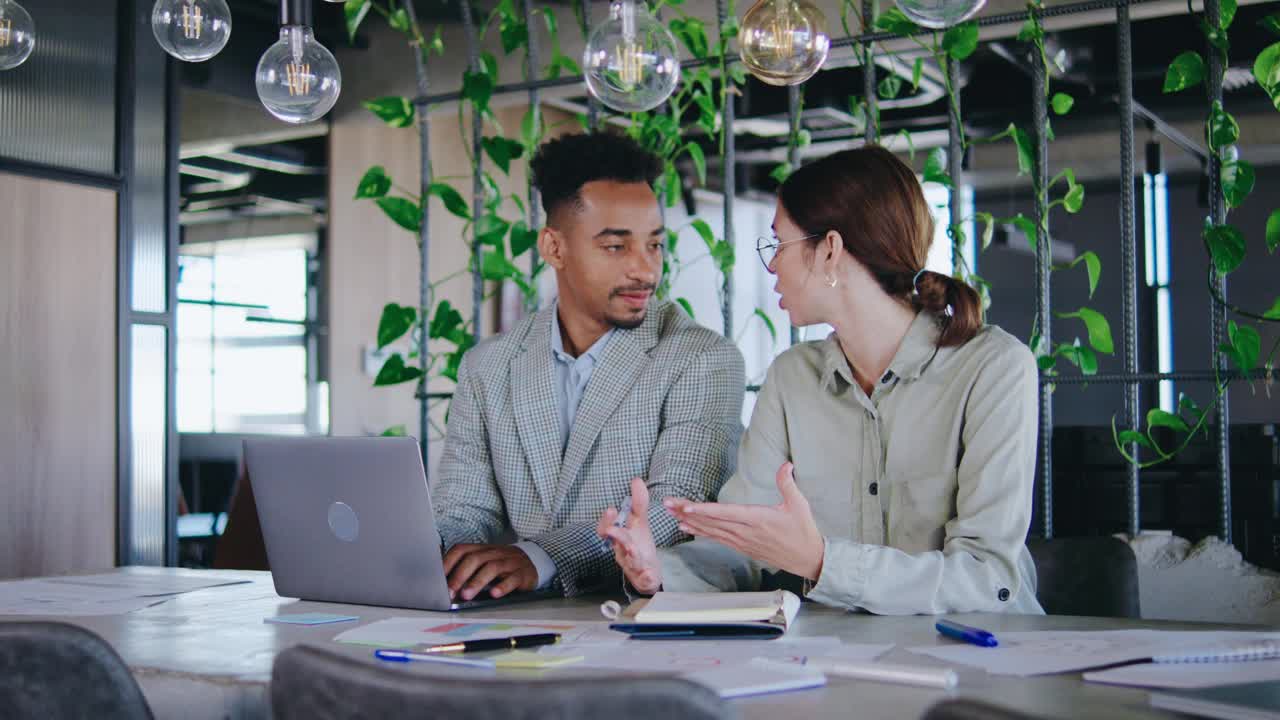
top-left (946, 57), bottom-right (964, 279)
top-left (522, 0), bottom-right (542, 303)
top-left (403, 0), bottom-right (433, 463)
top-left (787, 83), bottom-right (801, 346)
top-left (862, 0), bottom-right (878, 143)
top-left (585, 0), bottom-right (601, 131)
top-left (1203, 0), bottom-right (1232, 544)
top-left (459, 0), bottom-right (485, 340)
top-left (1031, 33), bottom-right (1053, 539)
top-left (717, 0), bottom-right (735, 338)
top-left (1116, 0), bottom-right (1141, 537)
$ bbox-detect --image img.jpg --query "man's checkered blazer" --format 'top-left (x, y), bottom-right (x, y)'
top-left (432, 300), bottom-right (745, 596)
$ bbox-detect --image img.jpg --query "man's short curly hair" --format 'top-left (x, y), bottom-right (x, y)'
top-left (529, 132), bottom-right (662, 223)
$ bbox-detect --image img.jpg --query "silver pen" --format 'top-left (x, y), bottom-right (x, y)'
top-left (603, 496), bottom-right (632, 548)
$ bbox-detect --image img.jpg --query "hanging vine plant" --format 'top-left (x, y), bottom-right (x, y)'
top-left (1112, 3), bottom-right (1280, 467)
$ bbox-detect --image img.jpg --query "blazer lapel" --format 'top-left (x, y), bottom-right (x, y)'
top-left (554, 306), bottom-right (662, 516)
top-left (511, 307), bottom-right (561, 518)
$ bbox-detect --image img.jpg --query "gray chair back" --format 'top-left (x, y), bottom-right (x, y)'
top-left (0, 621), bottom-right (153, 720)
top-left (271, 644), bottom-right (737, 720)
top-left (1027, 536), bottom-right (1141, 618)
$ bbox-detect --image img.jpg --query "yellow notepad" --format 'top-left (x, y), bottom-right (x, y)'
top-left (488, 650), bottom-right (585, 669)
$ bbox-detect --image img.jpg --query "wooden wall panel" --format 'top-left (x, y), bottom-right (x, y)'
top-left (0, 173), bottom-right (117, 579)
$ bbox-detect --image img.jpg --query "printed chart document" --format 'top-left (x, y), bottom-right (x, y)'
top-left (535, 637), bottom-right (889, 674)
top-left (909, 631), bottom-right (1280, 676)
top-left (333, 615), bottom-right (624, 648)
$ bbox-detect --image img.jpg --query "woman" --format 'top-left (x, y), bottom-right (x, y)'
top-left (596, 145), bottom-right (1043, 615)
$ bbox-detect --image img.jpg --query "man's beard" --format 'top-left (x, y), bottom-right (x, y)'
top-left (607, 284), bottom-right (656, 329)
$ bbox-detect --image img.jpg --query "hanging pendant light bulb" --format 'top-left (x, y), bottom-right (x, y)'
top-left (583, 0), bottom-right (680, 113)
top-left (0, 0), bottom-right (36, 71)
top-left (893, 0), bottom-right (986, 29)
top-left (256, 0), bottom-right (341, 124)
top-left (151, 0), bottom-right (232, 62)
top-left (739, 0), bottom-right (829, 86)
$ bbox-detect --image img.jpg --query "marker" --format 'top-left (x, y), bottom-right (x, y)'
top-left (935, 620), bottom-right (998, 648)
top-left (603, 496), bottom-right (632, 548)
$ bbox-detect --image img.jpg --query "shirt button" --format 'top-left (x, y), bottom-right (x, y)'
top-left (998, 588), bottom-right (1011, 602)
top-left (881, 371), bottom-right (894, 383)
top-left (868, 482), bottom-right (879, 496)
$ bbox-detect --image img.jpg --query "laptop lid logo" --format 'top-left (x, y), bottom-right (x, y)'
top-left (327, 501), bottom-right (359, 542)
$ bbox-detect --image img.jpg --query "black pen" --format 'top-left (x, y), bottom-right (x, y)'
top-left (421, 632), bottom-right (561, 654)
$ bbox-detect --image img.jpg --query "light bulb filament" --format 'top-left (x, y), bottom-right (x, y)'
top-left (0, 18), bottom-right (12, 48)
top-left (181, 3), bottom-right (203, 40)
top-left (615, 42), bottom-right (643, 89)
top-left (286, 63), bottom-right (312, 96)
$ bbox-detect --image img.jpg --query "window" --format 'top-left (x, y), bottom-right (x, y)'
top-left (177, 236), bottom-right (325, 435)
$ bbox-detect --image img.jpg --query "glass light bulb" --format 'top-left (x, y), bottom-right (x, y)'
top-left (151, 0), bottom-right (231, 62)
top-left (583, 0), bottom-right (680, 113)
top-left (0, 0), bottom-right (35, 71)
top-left (894, 0), bottom-right (986, 29)
top-left (255, 26), bottom-right (342, 124)
top-left (739, 0), bottom-right (829, 86)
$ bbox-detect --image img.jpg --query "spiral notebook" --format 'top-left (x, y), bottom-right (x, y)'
top-left (1150, 639), bottom-right (1280, 664)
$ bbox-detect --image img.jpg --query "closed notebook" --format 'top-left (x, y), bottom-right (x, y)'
top-left (1151, 681), bottom-right (1280, 720)
top-left (609, 590), bottom-right (801, 639)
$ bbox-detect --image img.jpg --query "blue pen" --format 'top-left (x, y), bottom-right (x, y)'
top-left (936, 619), bottom-right (999, 648)
top-left (374, 649), bottom-right (496, 668)
top-left (603, 496), bottom-right (632, 548)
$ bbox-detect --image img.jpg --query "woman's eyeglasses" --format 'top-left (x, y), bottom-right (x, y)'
top-left (755, 233), bottom-right (822, 272)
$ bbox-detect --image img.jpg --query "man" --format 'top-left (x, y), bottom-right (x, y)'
top-left (432, 132), bottom-right (745, 599)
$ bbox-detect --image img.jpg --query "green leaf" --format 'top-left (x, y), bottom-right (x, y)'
top-left (1221, 0), bottom-right (1237, 29)
top-left (975, 212), bottom-right (995, 251)
top-left (376, 303), bottom-right (416, 349)
top-left (752, 308), bottom-right (777, 343)
top-left (770, 163), bottom-right (792, 184)
top-left (710, 240), bottom-right (736, 276)
top-left (942, 21), bottom-right (979, 61)
top-left (355, 166), bottom-right (392, 199)
top-left (475, 214), bottom-right (510, 247)
top-left (428, 299), bottom-right (466, 345)
top-left (663, 164), bottom-right (681, 208)
top-left (874, 8), bottom-right (919, 35)
top-left (669, 17), bottom-right (709, 58)
top-left (911, 57), bottom-right (923, 91)
top-left (1262, 297), bottom-right (1280, 320)
top-left (344, 0), bottom-right (371, 44)
top-left (1163, 51), bottom-right (1205, 93)
top-left (1221, 160), bottom-right (1255, 209)
top-left (380, 424), bottom-right (408, 437)
top-left (922, 148), bottom-right (952, 188)
top-left (521, 106), bottom-right (543, 154)
top-left (1203, 223), bottom-right (1246, 274)
top-left (499, 17), bottom-right (528, 54)
top-left (428, 26), bottom-right (444, 56)
top-left (1147, 408), bottom-right (1190, 434)
top-left (1116, 429), bottom-right (1154, 450)
top-left (1200, 18), bottom-right (1229, 52)
top-left (388, 8), bottom-right (411, 32)
top-left (1067, 251), bottom-right (1101, 298)
top-left (1254, 42), bottom-right (1280, 95)
top-left (1266, 209), bottom-right (1280, 254)
top-left (461, 69), bottom-right (494, 115)
top-left (427, 183), bottom-right (470, 220)
top-left (440, 335), bottom-right (474, 383)
top-left (1058, 307), bottom-right (1114, 354)
top-left (363, 96), bottom-right (415, 128)
top-left (480, 249), bottom-right (521, 282)
top-left (675, 298), bottom-right (695, 318)
top-left (1007, 124), bottom-right (1034, 176)
top-left (1261, 14), bottom-right (1280, 36)
top-left (684, 142), bottom-right (707, 186)
top-left (375, 197), bottom-right (422, 232)
top-left (690, 219), bottom-right (716, 251)
top-left (1228, 320), bottom-right (1261, 372)
top-left (374, 353), bottom-right (423, 386)
top-left (1017, 16), bottom-right (1043, 44)
top-left (481, 136), bottom-right (524, 174)
top-left (1051, 92), bottom-right (1074, 115)
top-left (895, 129), bottom-right (916, 160)
top-left (877, 73), bottom-right (903, 100)
top-left (729, 63), bottom-right (747, 86)
top-left (509, 221), bottom-right (538, 257)
top-left (1206, 101), bottom-right (1239, 151)
top-left (1179, 393), bottom-right (1205, 424)
top-left (1063, 183), bottom-right (1085, 213)
top-left (1008, 214), bottom-right (1037, 249)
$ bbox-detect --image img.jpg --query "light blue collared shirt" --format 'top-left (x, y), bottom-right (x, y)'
top-left (515, 307), bottom-right (616, 590)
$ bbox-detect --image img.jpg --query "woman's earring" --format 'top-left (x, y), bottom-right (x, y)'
top-left (826, 275), bottom-right (838, 288)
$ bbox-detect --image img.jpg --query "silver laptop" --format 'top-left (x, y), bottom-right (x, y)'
top-left (243, 436), bottom-right (553, 611)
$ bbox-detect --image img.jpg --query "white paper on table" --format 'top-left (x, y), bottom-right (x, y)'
top-left (535, 637), bottom-right (888, 674)
top-left (0, 579), bottom-right (173, 616)
top-left (333, 615), bottom-right (625, 648)
top-left (908, 630), bottom-right (1280, 677)
top-left (684, 657), bottom-right (827, 698)
top-left (1085, 659), bottom-right (1280, 689)
top-left (43, 571), bottom-right (251, 596)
